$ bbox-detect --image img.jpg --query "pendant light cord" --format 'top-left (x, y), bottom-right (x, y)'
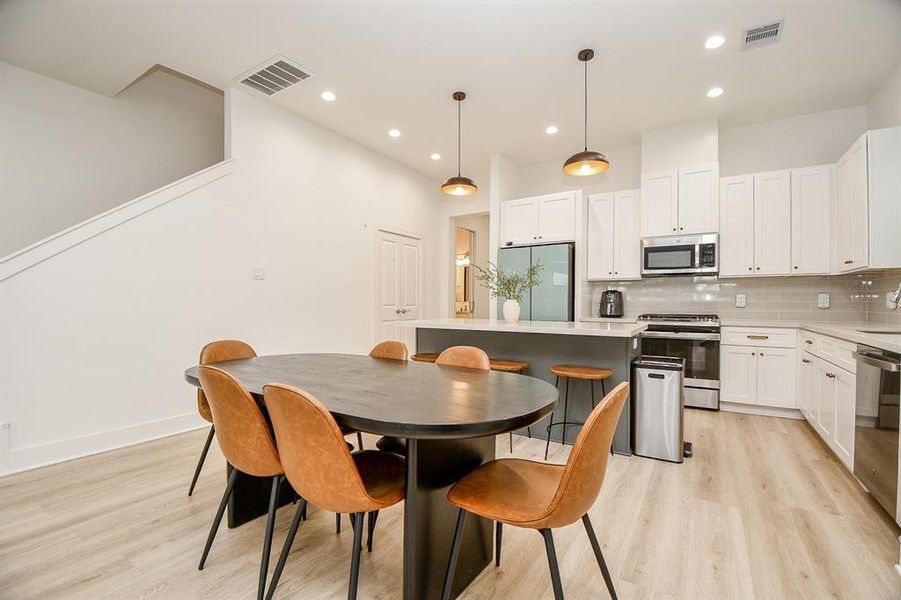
top-left (583, 58), bottom-right (588, 152)
top-left (457, 100), bottom-right (462, 177)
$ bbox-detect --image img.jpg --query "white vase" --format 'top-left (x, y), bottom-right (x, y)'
top-left (502, 299), bottom-right (521, 323)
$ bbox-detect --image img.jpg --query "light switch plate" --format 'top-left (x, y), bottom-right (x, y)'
top-left (817, 293), bottom-right (830, 309)
top-left (735, 293), bottom-right (746, 308)
top-left (251, 266), bottom-right (266, 280)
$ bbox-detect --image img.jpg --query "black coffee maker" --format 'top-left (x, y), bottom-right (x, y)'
top-left (599, 290), bottom-right (624, 318)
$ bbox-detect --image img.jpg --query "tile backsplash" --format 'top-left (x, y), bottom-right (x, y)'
top-left (585, 269), bottom-right (901, 324)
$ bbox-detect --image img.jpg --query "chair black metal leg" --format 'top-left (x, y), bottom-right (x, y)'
top-left (188, 425), bottom-right (216, 496)
top-left (509, 432), bottom-right (514, 453)
top-left (366, 510), bottom-right (379, 552)
top-left (560, 377), bottom-right (570, 444)
top-left (441, 508), bottom-right (467, 600)
top-left (257, 476), bottom-right (282, 600)
top-left (545, 376), bottom-right (561, 460)
top-left (198, 467), bottom-right (238, 569)
top-left (582, 514), bottom-right (617, 600)
top-left (540, 528), bottom-right (565, 600)
top-left (265, 499), bottom-right (307, 600)
top-left (495, 521), bottom-right (503, 567)
top-left (348, 512), bottom-right (364, 600)
top-left (336, 513), bottom-right (341, 533)
top-left (356, 431), bottom-right (364, 450)
top-left (590, 380), bottom-right (597, 409)
top-left (601, 379), bottom-right (606, 397)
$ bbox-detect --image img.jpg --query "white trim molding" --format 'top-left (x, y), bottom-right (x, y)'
top-left (720, 402), bottom-right (804, 420)
top-left (0, 158), bottom-right (235, 282)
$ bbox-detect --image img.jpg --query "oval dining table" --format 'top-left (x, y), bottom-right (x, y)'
top-left (184, 352), bottom-right (558, 600)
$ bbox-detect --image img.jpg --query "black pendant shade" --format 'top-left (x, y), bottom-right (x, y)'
top-left (441, 91), bottom-right (477, 196)
top-left (563, 49), bottom-right (610, 176)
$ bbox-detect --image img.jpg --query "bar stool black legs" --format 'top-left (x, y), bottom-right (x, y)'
top-left (544, 376), bottom-right (606, 460)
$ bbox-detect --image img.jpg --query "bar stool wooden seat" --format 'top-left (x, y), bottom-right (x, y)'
top-left (545, 364), bottom-right (613, 460)
top-left (410, 352), bottom-right (439, 363)
top-left (440, 383), bottom-right (629, 600)
top-left (488, 359), bottom-right (531, 452)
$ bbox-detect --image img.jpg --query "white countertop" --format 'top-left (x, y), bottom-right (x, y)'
top-left (400, 318), bottom-right (647, 338)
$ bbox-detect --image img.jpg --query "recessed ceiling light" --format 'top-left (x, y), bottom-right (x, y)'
top-left (430, 153), bottom-right (442, 160)
top-left (388, 129), bottom-right (401, 138)
top-left (706, 87), bottom-right (724, 98)
top-left (320, 90), bottom-right (337, 102)
top-left (705, 35), bottom-right (725, 50)
top-left (545, 125), bottom-right (559, 135)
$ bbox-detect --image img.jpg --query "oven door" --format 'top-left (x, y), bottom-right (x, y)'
top-left (640, 331), bottom-right (720, 409)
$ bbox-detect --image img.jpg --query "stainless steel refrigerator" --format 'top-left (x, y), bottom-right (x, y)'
top-left (496, 243), bottom-right (574, 321)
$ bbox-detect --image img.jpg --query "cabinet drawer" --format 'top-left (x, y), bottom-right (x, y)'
top-left (799, 330), bottom-right (819, 354)
top-left (721, 327), bottom-right (797, 348)
top-left (799, 330), bottom-right (857, 374)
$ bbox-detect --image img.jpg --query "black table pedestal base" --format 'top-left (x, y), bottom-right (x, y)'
top-left (227, 465), bottom-right (295, 529)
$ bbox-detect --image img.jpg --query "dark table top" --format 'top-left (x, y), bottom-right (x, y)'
top-left (184, 353), bottom-right (558, 439)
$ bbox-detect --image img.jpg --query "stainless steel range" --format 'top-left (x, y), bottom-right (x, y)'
top-left (637, 313), bottom-right (721, 410)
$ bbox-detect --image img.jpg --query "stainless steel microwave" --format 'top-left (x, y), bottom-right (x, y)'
top-left (641, 234), bottom-right (718, 276)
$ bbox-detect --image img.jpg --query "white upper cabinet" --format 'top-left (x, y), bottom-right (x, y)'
top-left (640, 170), bottom-right (679, 237)
top-left (791, 165), bottom-right (831, 275)
top-left (587, 190), bottom-right (641, 280)
top-left (500, 191), bottom-right (576, 247)
top-left (753, 170), bottom-right (792, 276)
top-left (719, 175), bottom-right (754, 277)
top-left (835, 135), bottom-right (869, 272)
top-left (677, 163), bottom-right (720, 234)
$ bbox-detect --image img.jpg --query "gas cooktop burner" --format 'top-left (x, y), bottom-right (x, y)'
top-left (638, 313), bottom-right (720, 324)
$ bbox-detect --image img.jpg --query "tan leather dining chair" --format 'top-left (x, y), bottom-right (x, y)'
top-left (441, 382), bottom-right (629, 600)
top-left (189, 340), bottom-right (257, 496)
top-left (369, 340), bottom-right (409, 361)
top-left (376, 345), bottom-right (489, 456)
top-left (262, 383), bottom-right (406, 600)
top-left (196, 366), bottom-right (285, 600)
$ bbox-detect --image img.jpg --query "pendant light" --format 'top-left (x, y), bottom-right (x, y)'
top-left (562, 49), bottom-right (610, 176)
top-left (441, 91), bottom-right (478, 196)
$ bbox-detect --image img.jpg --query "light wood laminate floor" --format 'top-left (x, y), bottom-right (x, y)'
top-left (2, 410), bottom-right (900, 599)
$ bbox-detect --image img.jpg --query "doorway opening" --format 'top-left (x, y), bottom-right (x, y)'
top-left (450, 213), bottom-right (489, 318)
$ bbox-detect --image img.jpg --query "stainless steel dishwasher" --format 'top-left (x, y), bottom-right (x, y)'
top-left (853, 345), bottom-right (901, 523)
top-left (632, 356), bottom-right (686, 463)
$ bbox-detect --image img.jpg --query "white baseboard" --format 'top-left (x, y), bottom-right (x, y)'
top-left (0, 412), bottom-right (207, 476)
top-left (720, 402), bottom-right (805, 420)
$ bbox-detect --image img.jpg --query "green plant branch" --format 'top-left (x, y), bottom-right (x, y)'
top-left (474, 260), bottom-right (543, 304)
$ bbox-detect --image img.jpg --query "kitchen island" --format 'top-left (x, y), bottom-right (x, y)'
top-left (399, 318), bottom-right (646, 454)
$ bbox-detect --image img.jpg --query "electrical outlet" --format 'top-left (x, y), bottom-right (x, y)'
top-left (735, 293), bottom-right (746, 308)
top-left (251, 266), bottom-right (266, 280)
top-left (817, 293), bottom-right (830, 309)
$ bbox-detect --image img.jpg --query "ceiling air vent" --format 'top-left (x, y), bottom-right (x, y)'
top-left (741, 20), bottom-right (785, 51)
top-left (236, 55), bottom-right (313, 96)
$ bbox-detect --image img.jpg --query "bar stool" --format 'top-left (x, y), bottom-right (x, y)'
top-left (410, 352), bottom-right (439, 363)
top-left (544, 365), bottom-right (613, 460)
top-left (488, 359), bottom-right (531, 452)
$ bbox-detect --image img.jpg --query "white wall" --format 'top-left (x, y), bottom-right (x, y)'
top-left (868, 63), bottom-right (901, 129)
top-left (0, 62), bottom-right (225, 256)
top-left (719, 106), bottom-right (868, 176)
top-left (641, 118), bottom-right (718, 172)
top-left (515, 144), bottom-right (641, 198)
top-left (0, 87), bottom-right (445, 474)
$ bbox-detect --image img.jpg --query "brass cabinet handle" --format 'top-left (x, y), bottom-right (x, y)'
top-left (747, 335), bottom-right (769, 340)
top-left (751, 352), bottom-right (756, 356)
top-left (802, 359), bottom-right (811, 364)
top-left (804, 339), bottom-right (813, 345)
top-left (825, 372), bottom-right (836, 379)
top-left (843, 259), bottom-right (853, 264)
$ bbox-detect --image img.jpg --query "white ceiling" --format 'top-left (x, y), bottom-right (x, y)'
top-left (2, 1), bottom-right (899, 182)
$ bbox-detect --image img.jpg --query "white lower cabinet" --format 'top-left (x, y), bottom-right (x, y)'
top-left (721, 345), bottom-right (757, 404)
top-left (721, 342), bottom-right (796, 409)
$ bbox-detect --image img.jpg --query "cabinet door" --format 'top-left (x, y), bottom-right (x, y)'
top-left (536, 193), bottom-right (576, 243)
top-left (719, 175), bottom-right (755, 277)
top-left (753, 170), bottom-right (792, 275)
top-left (721, 345), bottom-right (757, 404)
top-left (586, 194), bottom-right (614, 280)
top-left (849, 135), bottom-right (869, 270)
top-left (835, 152), bottom-right (854, 271)
top-left (791, 165), bottom-right (831, 275)
top-left (815, 359), bottom-right (836, 443)
top-left (678, 163), bottom-right (719, 234)
top-left (799, 353), bottom-right (814, 423)
top-left (613, 189), bottom-right (641, 279)
top-left (833, 368), bottom-right (855, 470)
top-left (756, 347), bottom-right (797, 409)
top-left (640, 170), bottom-right (679, 237)
top-left (501, 198), bottom-right (539, 246)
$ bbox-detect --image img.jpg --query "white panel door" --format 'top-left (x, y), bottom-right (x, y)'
top-left (815, 359), bottom-right (836, 443)
top-left (833, 368), bottom-right (855, 470)
top-left (721, 345), bottom-right (757, 405)
top-left (500, 198), bottom-right (539, 246)
top-left (791, 165), bottom-right (831, 275)
top-left (677, 163), bottom-right (719, 234)
top-left (753, 170), bottom-right (792, 275)
top-left (799, 353), bottom-right (814, 423)
top-left (376, 230), bottom-right (421, 350)
top-left (613, 189), bottom-right (641, 279)
top-left (849, 135), bottom-right (869, 270)
top-left (640, 170), bottom-right (679, 237)
top-left (586, 193), bottom-right (614, 280)
top-left (719, 175), bottom-right (755, 277)
top-left (537, 193), bottom-right (576, 243)
top-left (835, 151), bottom-right (854, 272)
top-left (756, 347), bottom-right (797, 409)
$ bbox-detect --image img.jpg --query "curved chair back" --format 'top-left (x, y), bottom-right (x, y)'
top-left (369, 340), bottom-right (409, 361)
top-left (196, 365), bottom-right (282, 477)
top-left (263, 383), bottom-right (377, 514)
top-left (435, 346), bottom-right (490, 370)
top-left (197, 340), bottom-right (257, 422)
top-left (542, 381), bottom-right (629, 528)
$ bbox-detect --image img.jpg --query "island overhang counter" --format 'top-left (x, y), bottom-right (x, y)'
top-left (399, 318), bottom-right (646, 454)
